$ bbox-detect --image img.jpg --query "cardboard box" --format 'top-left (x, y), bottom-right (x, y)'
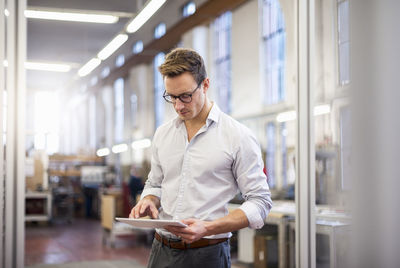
top-left (26, 157), bottom-right (44, 191)
top-left (101, 193), bottom-right (123, 230)
top-left (254, 234), bottom-right (278, 268)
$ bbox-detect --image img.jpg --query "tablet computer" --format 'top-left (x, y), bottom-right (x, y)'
top-left (115, 217), bottom-right (188, 228)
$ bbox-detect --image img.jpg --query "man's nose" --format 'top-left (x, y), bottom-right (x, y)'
top-left (174, 98), bottom-right (185, 109)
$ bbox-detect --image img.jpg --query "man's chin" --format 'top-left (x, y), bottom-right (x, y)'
top-left (178, 112), bottom-right (191, 119)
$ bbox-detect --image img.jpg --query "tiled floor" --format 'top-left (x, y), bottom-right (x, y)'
top-left (25, 218), bottom-right (151, 267)
top-left (25, 218), bottom-right (250, 268)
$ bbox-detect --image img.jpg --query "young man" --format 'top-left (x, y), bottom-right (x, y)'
top-left (130, 48), bottom-right (272, 268)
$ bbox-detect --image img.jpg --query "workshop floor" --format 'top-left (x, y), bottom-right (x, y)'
top-left (25, 218), bottom-right (150, 267)
top-left (25, 218), bottom-right (249, 268)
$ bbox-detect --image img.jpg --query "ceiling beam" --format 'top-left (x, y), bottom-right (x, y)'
top-left (88, 0), bottom-right (249, 92)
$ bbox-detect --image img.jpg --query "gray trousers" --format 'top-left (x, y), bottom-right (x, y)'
top-left (147, 237), bottom-right (231, 268)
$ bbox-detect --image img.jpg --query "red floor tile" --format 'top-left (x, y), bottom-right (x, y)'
top-left (25, 218), bottom-right (151, 266)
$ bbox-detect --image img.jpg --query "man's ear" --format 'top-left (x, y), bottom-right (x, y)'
top-left (202, 78), bottom-right (210, 94)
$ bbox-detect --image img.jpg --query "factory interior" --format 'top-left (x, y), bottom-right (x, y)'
top-left (1, 0), bottom-right (400, 267)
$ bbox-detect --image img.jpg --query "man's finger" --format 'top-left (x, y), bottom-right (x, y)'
top-left (150, 204), bottom-right (159, 219)
top-left (139, 203), bottom-right (147, 214)
top-left (182, 218), bottom-right (196, 225)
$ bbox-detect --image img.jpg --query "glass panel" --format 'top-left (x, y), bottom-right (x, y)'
top-left (241, 2), bottom-right (295, 267)
top-left (314, 0), bottom-right (352, 267)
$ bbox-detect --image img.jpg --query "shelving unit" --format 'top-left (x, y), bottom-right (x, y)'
top-left (25, 192), bottom-right (52, 222)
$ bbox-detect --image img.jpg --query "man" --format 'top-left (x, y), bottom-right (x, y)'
top-left (130, 48), bottom-right (272, 268)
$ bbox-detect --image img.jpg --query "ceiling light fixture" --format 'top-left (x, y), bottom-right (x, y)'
top-left (3, 60), bottom-right (8, 67)
top-left (96, 148), bottom-right (110, 157)
top-left (131, 138), bottom-right (151, 150)
top-left (4, 9), bottom-right (9, 17)
top-left (25, 61), bottom-right (71, 72)
top-left (24, 9), bottom-right (118, 24)
top-left (126, 0), bottom-right (167, 33)
top-left (78, 58), bottom-right (101, 77)
top-left (112, 143), bottom-right (128, 154)
top-left (97, 34), bottom-right (128, 60)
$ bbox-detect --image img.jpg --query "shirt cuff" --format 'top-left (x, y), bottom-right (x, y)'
top-left (238, 201), bottom-right (265, 229)
top-left (140, 188), bottom-right (161, 200)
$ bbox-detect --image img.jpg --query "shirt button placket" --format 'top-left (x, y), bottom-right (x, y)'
top-left (175, 149), bottom-right (190, 219)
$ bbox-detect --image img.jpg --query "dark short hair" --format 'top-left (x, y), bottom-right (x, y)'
top-left (158, 48), bottom-right (207, 85)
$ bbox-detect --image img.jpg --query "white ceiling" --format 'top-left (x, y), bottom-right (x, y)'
top-left (26, 0), bottom-right (139, 91)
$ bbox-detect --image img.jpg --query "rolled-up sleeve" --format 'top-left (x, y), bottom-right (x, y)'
top-left (141, 129), bottom-right (163, 200)
top-left (233, 129), bottom-right (273, 229)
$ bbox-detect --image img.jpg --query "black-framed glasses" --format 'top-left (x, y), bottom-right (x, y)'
top-left (163, 82), bottom-right (202, 104)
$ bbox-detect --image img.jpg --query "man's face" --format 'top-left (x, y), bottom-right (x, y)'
top-left (164, 72), bottom-right (208, 121)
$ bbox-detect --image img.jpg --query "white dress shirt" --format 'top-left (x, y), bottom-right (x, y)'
top-left (141, 103), bottom-right (272, 239)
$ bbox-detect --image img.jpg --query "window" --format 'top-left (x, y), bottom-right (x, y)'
top-left (90, 76), bottom-right (98, 86)
top-left (182, 2), bottom-right (196, 17)
top-left (338, 0), bottom-right (350, 85)
top-left (154, 52), bottom-right (165, 128)
top-left (130, 94), bottom-right (138, 129)
top-left (213, 11), bottom-right (232, 114)
top-left (89, 95), bottom-right (96, 149)
top-left (133, 40), bottom-right (143, 54)
top-left (262, 0), bottom-right (286, 105)
top-left (115, 54), bottom-right (125, 67)
top-left (266, 122), bottom-right (276, 188)
top-left (101, 66), bottom-right (110, 78)
top-left (34, 91), bottom-right (60, 154)
top-left (114, 78), bottom-right (124, 143)
top-left (154, 23), bottom-right (166, 39)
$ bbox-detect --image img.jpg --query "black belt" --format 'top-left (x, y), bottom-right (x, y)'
top-left (155, 232), bottom-right (228, 250)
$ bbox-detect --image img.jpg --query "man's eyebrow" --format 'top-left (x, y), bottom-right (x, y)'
top-left (166, 90), bottom-right (192, 96)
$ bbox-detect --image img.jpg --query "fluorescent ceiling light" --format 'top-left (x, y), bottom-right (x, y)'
top-left (25, 61), bottom-right (71, 72)
top-left (96, 148), bottom-right (110, 157)
top-left (97, 34), bottom-right (128, 60)
top-left (24, 9), bottom-right (118, 24)
top-left (314, 104), bottom-right (331, 116)
top-left (78, 58), bottom-right (101, 77)
top-left (112, 143), bottom-right (128, 154)
top-left (277, 111), bottom-right (297, 122)
top-left (3, 60), bottom-right (8, 67)
top-left (126, 0), bottom-right (167, 33)
top-left (4, 9), bottom-right (9, 17)
top-left (131, 138), bottom-right (151, 150)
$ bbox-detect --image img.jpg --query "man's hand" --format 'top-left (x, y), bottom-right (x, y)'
top-left (165, 218), bottom-right (211, 244)
top-left (129, 195), bottom-right (160, 219)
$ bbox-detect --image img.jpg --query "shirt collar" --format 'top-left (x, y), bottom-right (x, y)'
top-left (173, 102), bottom-right (221, 128)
